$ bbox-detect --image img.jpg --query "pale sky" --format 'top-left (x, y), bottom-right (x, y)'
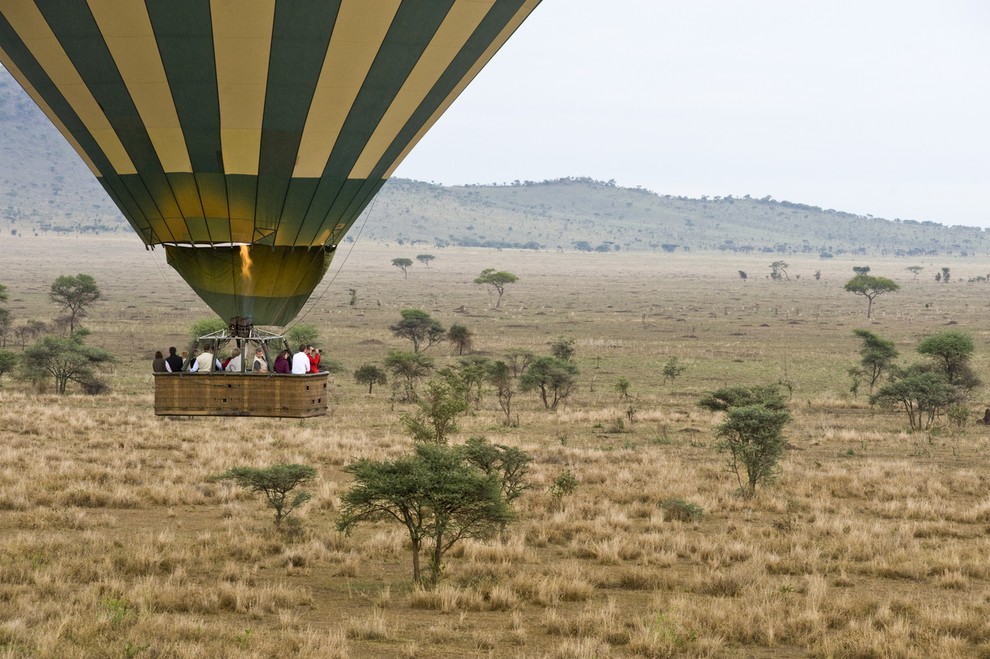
top-left (394, 1), bottom-right (990, 228)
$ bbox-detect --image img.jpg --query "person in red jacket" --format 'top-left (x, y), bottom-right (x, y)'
top-left (307, 345), bottom-right (321, 373)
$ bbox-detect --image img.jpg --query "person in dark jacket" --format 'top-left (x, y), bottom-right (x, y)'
top-left (274, 350), bottom-right (292, 374)
top-left (164, 346), bottom-right (184, 373)
top-left (152, 351), bottom-right (167, 373)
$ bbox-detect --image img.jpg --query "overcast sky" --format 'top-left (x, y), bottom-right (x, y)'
top-left (395, 1), bottom-right (990, 228)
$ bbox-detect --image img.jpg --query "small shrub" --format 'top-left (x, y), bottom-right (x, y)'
top-left (549, 469), bottom-right (578, 501)
top-left (660, 497), bottom-right (704, 522)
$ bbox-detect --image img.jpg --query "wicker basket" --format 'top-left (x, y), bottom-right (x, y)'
top-left (154, 372), bottom-right (328, 417)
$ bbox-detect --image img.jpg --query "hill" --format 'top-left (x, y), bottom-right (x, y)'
top-left (2, 67), bottom-right (988, 257)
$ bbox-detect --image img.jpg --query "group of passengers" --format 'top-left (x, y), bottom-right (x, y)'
top-left (151, 344), bottom-right (322, 374)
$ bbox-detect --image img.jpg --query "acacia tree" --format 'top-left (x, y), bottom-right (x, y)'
top-left (852, 329), bottom-right (898, 394)
top-left (519, 356), bottom-right (579, 410)
top-left (50, 274), bottom-right (101, 334)
top-left (0, 350), bottom-right (16, 386)
top-left (474, 268), bottom-right (518, 309)
top-left (416, 254), bottom-right (436, 268)
top-left (21, 331), bottom-right (114, 394)
top-left (917, 330), bottom-right (978, 388)
top-left (662, 357), bottom-right (687, 386)
top-left (384, 350), bottom-right (434, 400)
top-left (441, 356), bottom-right (490, 409)
top-left (287, 323), bottom-right (320, 348)
top-left (0, 283), bottom-right (9, 348)
top-left (14, 320), bottom-right (48, 349)
top-left (615, 377), bottom-right (631, 400)
top-left (843, 274), bottom-right (899, 318)
top-left (354, 364), bottom-right (388, 394)
top-left (769, 261), bottom-right (789, 281)
top-left (487, 360), bottom-right (515, 423)
top-left (0, 307), bottom-right (11, 349)
top-left (461, 437), bottom-right (532, 505)
top-left (338, 442), bottom-right (513, 585)
top-left (402, 380), bottom-right (469, 444)
top-left (906, 266), bottom-right (923, 279)
top-left (447, 324), bottom-right (473, 355)
top-left (716, 403), bottom-right (792, 496)
top-left (871, 367), bottom-right (955, 431)
top-left (390, 309), bottom-right (445, 353)
top-left (505, 348), bottom-right (535, 377)
top-left (392, 257), bottom-right (413, 279)
top-left (550, 337), bottom-right (575, 361)
top-left (211, 464), bottom-right (316, 529)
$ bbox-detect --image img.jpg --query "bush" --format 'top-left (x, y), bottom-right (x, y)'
top-left (189, 317), bottom-right (226, 342)
top-left (287, 324), bottom-right (320, 348)
top-left (698, 385), bottom-right (786, 412)
top-left (716, 404), bottom-right (792, 496)
top-left (660, 497), bottom-right (704, 522)
top-left (549, 469), bottom-right (578, 500)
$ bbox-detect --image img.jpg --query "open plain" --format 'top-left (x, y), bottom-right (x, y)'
top-left (2, 233), bottom-right (990, 657)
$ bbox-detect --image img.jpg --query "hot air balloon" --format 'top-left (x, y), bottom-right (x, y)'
top-left (0, 0), bottom-right (540, 326)
top-left (0, 0), bottom-right (541, 415)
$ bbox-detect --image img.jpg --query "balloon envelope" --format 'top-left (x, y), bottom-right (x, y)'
top-left (0, 0), bottom-right (540, 324)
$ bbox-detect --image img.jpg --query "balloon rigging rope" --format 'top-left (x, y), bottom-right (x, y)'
top-left (147, 242), bottom-right (180, 297)
top-left (284, 192), bottom-right (379, 332)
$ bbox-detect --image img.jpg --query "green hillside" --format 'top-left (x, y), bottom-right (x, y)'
top-left (2, 68), bottom-right (987, 257)
top-left (364, 178), bottom-right (990, 257)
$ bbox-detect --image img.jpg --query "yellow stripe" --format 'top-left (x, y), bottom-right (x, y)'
top-left (211, 0), bottom-right (275, 175)
top-left (87, 0), bottom-right (192, 173)
top-left (0, 47), bottom-right (101, 176)
top-left (1, 0), bottom-right (135, 174)
top-left (349, 0), bottom-right (494, 179)
top-left (384, 0), bottom-right (540, 178)
top-left (292, 0), bottom-right (400, 178)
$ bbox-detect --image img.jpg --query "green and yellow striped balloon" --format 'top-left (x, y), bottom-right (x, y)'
top-left (0, 0), bottom-right (540, 324)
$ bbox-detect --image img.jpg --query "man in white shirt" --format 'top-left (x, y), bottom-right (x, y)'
top-left (291, 345), bottom-right (310, 374)
top-left (195, 347), bottom-right (215, 372)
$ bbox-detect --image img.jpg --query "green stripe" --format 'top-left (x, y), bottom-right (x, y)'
top-left (36, 1), bottom-right (181, 224)
top-left (0, 14), bottom-right (116, 176)
top-left (293, 1), bottom-right (454, 244)
top-left (366, 0), bottom-right (529, 182)
top-left (324, 2), bottom-right (530, 245)
top-left (98, 175), bottom-right (161, 242)
top-left (256, 2), bottom-right (341, 238)
top-left (146, 0), bottom-right (222, 174)
top-left (295, 178), bottom-right (366, 246)
top-left (277, 178), bottom-right (321, 245)
top-left (326, 178), bottom-right (387, 245)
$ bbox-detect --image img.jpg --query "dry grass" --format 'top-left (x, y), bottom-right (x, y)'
top-left (4, 235), bottom-right (990, 655)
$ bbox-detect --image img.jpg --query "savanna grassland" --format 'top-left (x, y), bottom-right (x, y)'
top-left (3, 234), bottom-right (990, 657)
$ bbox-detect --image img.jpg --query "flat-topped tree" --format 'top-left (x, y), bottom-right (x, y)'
top-left (844, 274), bottom-right (899, 319)
top-left (474, 268), bottom-right (518, 309)
top-left (416, 254), bottom-right (435, 268)
top-left (392, 257), bottom-right (413, 279)
top-left (390, 309), bottom-right (445, 353)
top-left (50, 274), bottom-right (101, 334)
